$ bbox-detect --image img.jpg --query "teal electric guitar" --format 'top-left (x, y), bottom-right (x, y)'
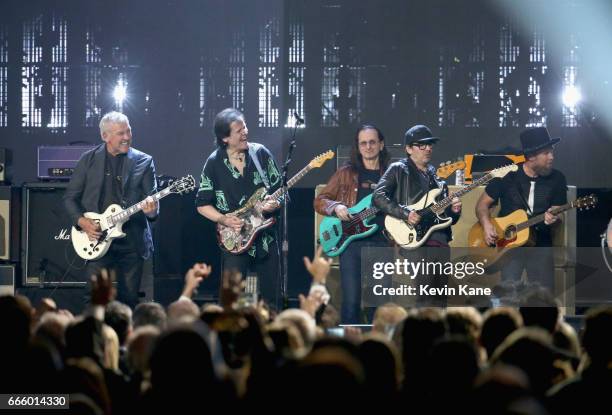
top-left (319, 194), bottom-right (379, 257)
top-left (318, 160), bottom-right (466, 257)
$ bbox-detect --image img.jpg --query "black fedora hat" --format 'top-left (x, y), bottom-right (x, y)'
top-left (404, 124), bottom-right (439, 146)
top-left (520, 127), bottom-right (560, 155)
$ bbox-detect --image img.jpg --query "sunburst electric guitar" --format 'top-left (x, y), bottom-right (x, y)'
top-left (217, 151), bottom-right (335, 254)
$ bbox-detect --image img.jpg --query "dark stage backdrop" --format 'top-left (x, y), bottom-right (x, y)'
top-left (1, 0), bottom-right (612, 189)
top-left (2, 0), bottom-right (612, 302)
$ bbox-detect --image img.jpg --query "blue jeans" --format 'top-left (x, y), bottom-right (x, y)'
top-left (339, 239), bottom-right (383, 324)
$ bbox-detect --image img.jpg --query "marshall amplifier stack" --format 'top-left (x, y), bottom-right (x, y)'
top-left (37, 145), bottom-right (96, 180)
top-left (21, 182), bottom-right (86, 286)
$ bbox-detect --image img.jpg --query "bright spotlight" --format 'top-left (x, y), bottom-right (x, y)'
top-left (562, 85), bottom-right (581, 108)
top-left (113, 82), bottom-right (127, 105)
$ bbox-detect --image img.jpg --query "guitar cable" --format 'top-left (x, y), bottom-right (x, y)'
top-left (30, 243), bottom-right (87, 308)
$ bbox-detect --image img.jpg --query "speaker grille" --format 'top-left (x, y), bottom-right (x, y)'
top-left (22, 183), bottom-right (86, 286)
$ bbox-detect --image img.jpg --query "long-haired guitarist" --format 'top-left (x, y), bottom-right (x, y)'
top-left (314, 124), bottom-right (390, 323)
top-left (63, 112), bottom-right (159, 308)
top-left (475, 127), bottom-right (567, 293)
top-left (196, 108), bottom-right (281, 308)
top-left (373, 125), bottom-right (462, 306)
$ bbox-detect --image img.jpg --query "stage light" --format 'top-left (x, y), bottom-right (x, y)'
top-left (113, 81), bottom-right (127, 106)
top-left (562, 85), bottom-right (581, 108)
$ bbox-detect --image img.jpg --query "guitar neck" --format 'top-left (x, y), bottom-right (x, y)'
top-left (431, 172), bottom-right (496, 214)
top-left (356, 206), bottom-right (379, 221)
top-left (516, 202), bottom-right (575, 231)
top-left (269, 165), bottom-right (312, 199)
top-left (110, 188), bottom-right (172, 224)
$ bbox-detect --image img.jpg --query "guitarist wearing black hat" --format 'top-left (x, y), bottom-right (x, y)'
top-left (475, 127), bottom-right (567, 293)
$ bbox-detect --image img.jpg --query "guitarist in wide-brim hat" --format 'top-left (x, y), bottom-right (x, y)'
top-left (475, 126), bottom-right (568, 293)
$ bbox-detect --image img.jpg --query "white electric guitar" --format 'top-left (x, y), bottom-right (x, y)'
top-left (384, 164), bottom-right (518, 250)
top-left (71, 175), bottom-right (196, 260)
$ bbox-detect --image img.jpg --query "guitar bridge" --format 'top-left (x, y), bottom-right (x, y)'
top-left (322, 230), bottom-right (331, 241)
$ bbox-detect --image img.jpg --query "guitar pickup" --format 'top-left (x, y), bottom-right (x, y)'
top-left (322, 231), bottom-right (330, 241)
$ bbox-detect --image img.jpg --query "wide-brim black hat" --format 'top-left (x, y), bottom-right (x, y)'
top-left (520, 127), bottom-right (560, 155)
top-left (404, 124), bottom-right (440, 146)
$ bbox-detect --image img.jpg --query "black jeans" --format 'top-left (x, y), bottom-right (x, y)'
top-left (221, 239), bottom-right (280, 310)
top-left (400, 242), bottom-right (450, 307)
top-left (83, 242), bottom-right (144, 310)
top-left (500, 247), bottom-right (555, 293)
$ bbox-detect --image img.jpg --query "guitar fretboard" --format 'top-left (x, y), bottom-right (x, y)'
top-left (516, 201), bottom-right (575, 232)
top-left (355, 206), bottom-right (379, 222)
top-left (430, 172), bottom-right (496, 214)
top-left (109, 188), bottom-right (172, 225)
top-left (269, 165), bottom-right (312, 200)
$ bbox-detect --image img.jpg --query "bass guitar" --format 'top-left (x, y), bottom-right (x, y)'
top-left (318, 160), bottom-right (466, 257)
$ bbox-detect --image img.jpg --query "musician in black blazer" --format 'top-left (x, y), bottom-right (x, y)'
top-left (64, 111), bottom-right (158, 308)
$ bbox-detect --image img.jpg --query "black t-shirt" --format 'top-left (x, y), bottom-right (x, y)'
top-left (357, 167), bottom-right (381, 202)
top-left (100, 151), bottom-right (135, 250)
top-left (485, 163), bottom-right (567, 245)
top-left (100, 151), bottom-right (125, 212)
top-left (195, 143), bottom-right (281, 258)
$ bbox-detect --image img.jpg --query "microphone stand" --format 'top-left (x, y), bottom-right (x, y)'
top-left (279, 115), bottom-right (303, 309)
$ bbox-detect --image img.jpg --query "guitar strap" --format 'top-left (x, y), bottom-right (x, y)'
top-left (248, 144), bottom-right (270, 190)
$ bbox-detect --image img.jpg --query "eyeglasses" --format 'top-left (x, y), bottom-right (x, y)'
top-left (358, 140), bottom-right (381, 147)
top-left (411, 143), bottom-right (434, 150)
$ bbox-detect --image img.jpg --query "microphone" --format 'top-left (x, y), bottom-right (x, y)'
top-left (293, 112), bottom-right (305, 125)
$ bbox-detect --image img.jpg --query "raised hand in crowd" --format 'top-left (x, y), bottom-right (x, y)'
top-left (298, 290), bottom-right (325, 318)
top-left (181, 262), bottom-right (212, 299)
top-left (343, 325), bottom-right (363, 342)
top-left (90, 268), bottom-right (116, 306)
top-left (303, 245), bottom-right (332, 284)
top-left (220, 270), bottom-right (245, 310)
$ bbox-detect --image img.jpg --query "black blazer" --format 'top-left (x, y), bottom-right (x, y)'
top-left (63, 144), bottom-right (158, 258)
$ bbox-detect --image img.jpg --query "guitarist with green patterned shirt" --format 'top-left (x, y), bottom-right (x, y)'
top-left (196, 108), bottom-right (282, 308)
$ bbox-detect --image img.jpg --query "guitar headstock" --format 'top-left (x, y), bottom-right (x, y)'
top-left (574, 194), bottom-right (598, 210)
top-left (169, 175), bottom-right (196, 194)
top-left (309, 150), bottom-right (335, 169)
top-left (490, 163), bottom-right (519, 179)
top-left (437, 160), bottom-right (466, 179)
